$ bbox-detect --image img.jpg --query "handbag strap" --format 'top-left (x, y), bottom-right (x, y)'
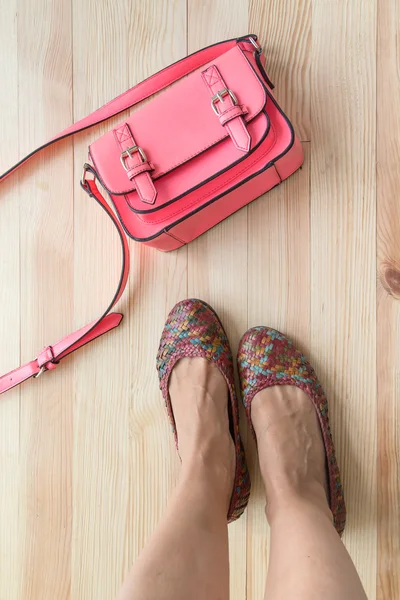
top-left (0, 35), bottom-right (260, 394)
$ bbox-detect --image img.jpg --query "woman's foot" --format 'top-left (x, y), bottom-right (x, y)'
top-left (251, 385), bottom-right (330, 520)
top-left (169, 357), bottom-right (236, 508)
top-left (238, 326), bottom-right (346, 535)
top-left (157, 299), bottom-right (251, 522)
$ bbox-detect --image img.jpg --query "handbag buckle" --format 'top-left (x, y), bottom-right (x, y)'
top-left (211, 88), bottom-right (238, 116)
top-left (33, 346), bottom-right (58, 378)
top-left (120, 145), bottom-right (147, 170)
top-left (81, 162), bottom-right (93, 189)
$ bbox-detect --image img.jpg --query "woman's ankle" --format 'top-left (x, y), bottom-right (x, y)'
top-left (178, 440), bottom-right (234, 504)
top-left (176, 461), bottom-right (232, 517)
top-left (265, 479), bottom-right (333, 526)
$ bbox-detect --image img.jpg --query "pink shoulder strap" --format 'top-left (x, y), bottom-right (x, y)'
top-left (0, 36), bottom-right (258, 394)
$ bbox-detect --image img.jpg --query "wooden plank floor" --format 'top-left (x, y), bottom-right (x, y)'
top-left (0, 1), bottom-right (399, 599)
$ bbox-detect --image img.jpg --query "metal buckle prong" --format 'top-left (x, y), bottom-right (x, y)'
top-left (249, 37), bottom-right (262, 54)
top-left (211, 88), bottom-right (238, 116)
top-left (120, 145), bottom-right (147, 171)
top-left (33, 365), bottom-right (47, 379)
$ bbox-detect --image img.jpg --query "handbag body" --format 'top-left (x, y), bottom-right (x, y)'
top-left (0, 34), bottom-right (303, 393)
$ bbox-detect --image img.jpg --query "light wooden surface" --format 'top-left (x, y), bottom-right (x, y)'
top-left (0, 1), bottom-right (398, 599)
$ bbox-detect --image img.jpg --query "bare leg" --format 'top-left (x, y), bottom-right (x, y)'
top-left (251, 385), bottom-right (367, 600)
top-left (116, 358), bottom-right (235, 600)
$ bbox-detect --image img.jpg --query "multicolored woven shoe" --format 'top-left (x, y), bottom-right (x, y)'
top-left (156, 299), bottom-right (250, 523)
top-left (237, 327), bottom-right (346, 536)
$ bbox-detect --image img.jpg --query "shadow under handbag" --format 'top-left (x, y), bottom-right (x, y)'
top-left (0, 34), bottom-right (304, 394)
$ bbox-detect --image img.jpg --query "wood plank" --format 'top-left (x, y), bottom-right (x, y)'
top-left (0, 3), bottom-right (21, 600)
top-left (377, 0), bottom-right (400, 597)
top-left (249, 0), bottom-right (311, 141)
top-left (310, 1), bottom-right (377, 597)
top-left (71, 2), bottom-right (187, 599)
top-left (12, 0), bottom-right (74, 598)
top-left (187, 3), bottom-right (249, 599)
top-left (3, 1), bottom-right (399, 598)
top-left (247, 143), bottom-right (311, 599)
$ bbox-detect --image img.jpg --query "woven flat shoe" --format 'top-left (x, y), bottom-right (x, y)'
top-left (237, 327), bottom-right (346, 536)
top-left (156, 299), bottom-right (250, 523)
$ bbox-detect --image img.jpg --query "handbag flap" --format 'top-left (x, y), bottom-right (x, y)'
top-left (89, 45), bottom-right (266, 197)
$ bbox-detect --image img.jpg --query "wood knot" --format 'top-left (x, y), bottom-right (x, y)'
top-left (380, 261), bottom-right (400, 299)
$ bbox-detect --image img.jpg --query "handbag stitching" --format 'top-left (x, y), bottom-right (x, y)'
top-left (119, 110), bottom-right (270, 216)
top-left (137, 121), bottom-right (277, 225)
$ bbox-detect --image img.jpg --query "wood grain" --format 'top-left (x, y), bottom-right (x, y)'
top-left (9, 0), bottom-right (74, 599)
top-left (0, 4), bottom-right (21, 600)
top-left (310, 1), bottom-right (377, 597)
top-left (377, 0), bottom-right (400, 597)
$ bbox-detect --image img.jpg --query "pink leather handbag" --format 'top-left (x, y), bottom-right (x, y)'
top-left (0, 34), bottom-right (303, 394)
